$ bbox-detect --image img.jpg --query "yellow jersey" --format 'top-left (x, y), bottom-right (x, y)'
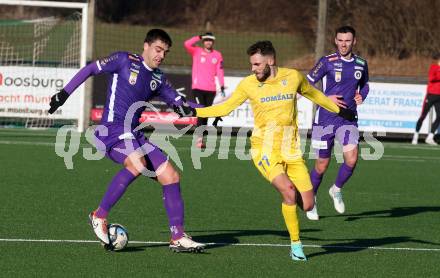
top-left (196, 67), bottom-right (339, 158)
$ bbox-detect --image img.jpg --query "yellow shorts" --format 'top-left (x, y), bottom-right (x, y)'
top-left (251, 147), bottom-right (313, 193)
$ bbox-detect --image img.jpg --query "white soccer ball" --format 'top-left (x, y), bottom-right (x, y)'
top-left (108, 223), bottom-right (129, 251)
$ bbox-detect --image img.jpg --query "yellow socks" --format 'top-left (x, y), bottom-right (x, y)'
top-left (281, 202), bottom-right (300, 242)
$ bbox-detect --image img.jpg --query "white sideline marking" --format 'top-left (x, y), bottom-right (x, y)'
top-left (1, 238), bottom-right (439, 252)
top-left (1, 140), bottom-right (440, 163)
top-left (0, 140), bottom-right (92, 148)
top-left (1, 140), bottom-right (440, 161)
top-left (0, 140), bottom-right (55, 146)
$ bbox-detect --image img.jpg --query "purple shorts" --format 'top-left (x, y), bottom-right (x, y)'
top-left (311, 123), bottom-right (359, 158)
top-left (94, 123), bottom-right (167, 171)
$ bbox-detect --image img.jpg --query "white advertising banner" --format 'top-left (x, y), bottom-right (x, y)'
top-left (358, 82), bottom-right (428, 133)
top-left (208, 76), bottom-right (314, 129)
top-left (0, 66), bottom-right (83, 119)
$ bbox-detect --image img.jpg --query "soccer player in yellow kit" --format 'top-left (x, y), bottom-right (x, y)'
top-left (174, 41), bottom-right (356, 261)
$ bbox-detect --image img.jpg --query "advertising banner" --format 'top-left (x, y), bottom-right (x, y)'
top-left (358, 82), bottom-right (428, 133)
top-left (91, 108), bottom-right (197, 125)
top-left (0, 66), bottom-right (84, 119)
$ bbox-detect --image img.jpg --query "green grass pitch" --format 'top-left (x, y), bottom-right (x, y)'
top-left (0, 129), bottom-right (439, 277)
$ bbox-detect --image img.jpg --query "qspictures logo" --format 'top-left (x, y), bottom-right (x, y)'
top-left (0, 72), bottom-right (64, 90)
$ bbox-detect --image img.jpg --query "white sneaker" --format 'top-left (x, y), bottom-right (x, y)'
top-left (169, 233), bottom-right (206, 253)
top-left (329, 186), bottom-right (345, 214)
top-left (306, 197), bottom-right (319, 220)
top-left (411, 133), bottom-right (418, 145)
top-left (425, 134), bottom-right (438, 145)
top-left (88, 212), bottom-right (110, 244)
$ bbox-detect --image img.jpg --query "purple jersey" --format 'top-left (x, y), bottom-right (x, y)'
top-left (64, 51), bottom-right (183, 129)
top-left (307, 52), bottom-right (369, 125)
top-left (63, 51), bottom-right (181, 166)
top-left (95, 52), bottom-right (182, 128)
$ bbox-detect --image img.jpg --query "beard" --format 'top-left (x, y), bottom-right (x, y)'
top-left (256, 64), bottom-right (271, 82)
top-left (338, 46), bottom-right (352, 57)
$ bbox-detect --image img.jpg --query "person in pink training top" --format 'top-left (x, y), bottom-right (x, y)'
top-left (184, 32), bottom-right (225, 148)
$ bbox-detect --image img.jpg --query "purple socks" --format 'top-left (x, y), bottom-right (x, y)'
top-left (311, 162), bottom-right (355, 193)
top-left (162, 183), bottom-right (185, 240)
top-left (95, 170), bottom-right (185, 240)
top-left (95, 168), bottom-right (136, 218)
top-left (335, 162), bottom-right (355, 188)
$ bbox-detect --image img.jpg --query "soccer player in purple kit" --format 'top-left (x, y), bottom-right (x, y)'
top-left (305, 26), bottom-right (369, 220)
top-left (48, 29), bottom-right (205, 252)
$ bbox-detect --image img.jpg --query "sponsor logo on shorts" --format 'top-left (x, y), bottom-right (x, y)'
top-left (312, 140), bottom-right (328, 150)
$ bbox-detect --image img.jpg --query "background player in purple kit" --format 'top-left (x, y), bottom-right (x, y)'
top-left (305, 26), bottom-right (369, 220)
top-left (48, 29), bottom-right (205, 252)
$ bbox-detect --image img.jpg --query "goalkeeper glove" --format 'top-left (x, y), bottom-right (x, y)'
top-left (48, 89), bottom-right (69, 114)
top-left (338, 107), bottom-right (357, 122)
top-left (173, 103), bottom-right (196, 117)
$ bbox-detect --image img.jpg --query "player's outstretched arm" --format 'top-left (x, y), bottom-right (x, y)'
top-left (196, 85), bottom-right (247, 118)
top-left (172, 99), bottom-right (222, 125)
top-left (48, 62), bottom-right (101, 114)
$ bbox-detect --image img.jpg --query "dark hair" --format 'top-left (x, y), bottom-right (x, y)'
top-left (433, 52), bottom-right (440, 60)
top-left (335, 25), bottom-right (356, 38)
top-left (246, 41), bottom-right (276, 59)
top-left (144, 29), bottom-right (172, 47)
